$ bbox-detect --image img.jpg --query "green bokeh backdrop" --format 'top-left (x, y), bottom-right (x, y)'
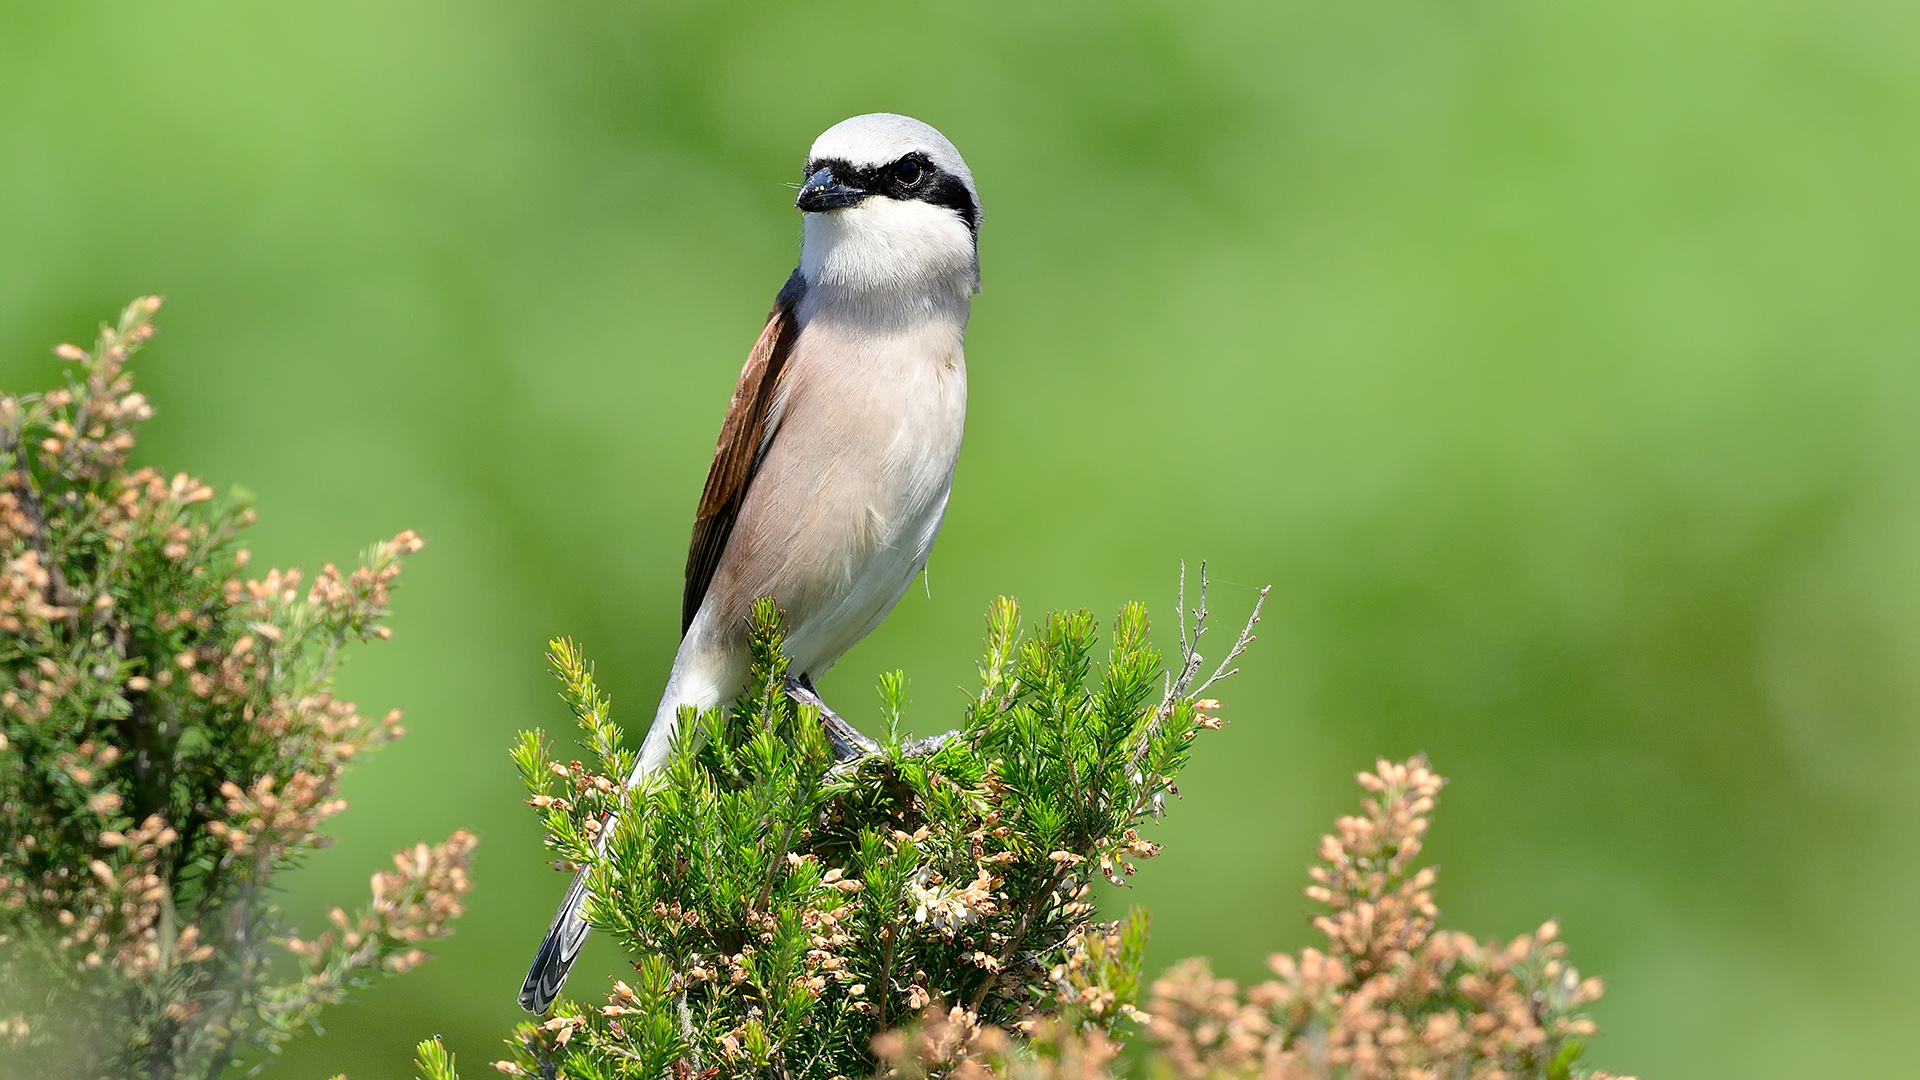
top-left (6, 1), bottom-right (1920, 1076)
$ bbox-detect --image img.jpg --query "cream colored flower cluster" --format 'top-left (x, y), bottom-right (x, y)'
top-left (1143, 757), bottom-right (1630, 1080)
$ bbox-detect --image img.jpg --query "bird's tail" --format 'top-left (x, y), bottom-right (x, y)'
top-left (520, 672), bottom-right (696, 1012)
top-left (518, 814), bottom-right (616, 1013)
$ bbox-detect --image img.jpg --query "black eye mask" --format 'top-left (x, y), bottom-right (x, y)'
top-left (803, 154), bottom-right (979, 236)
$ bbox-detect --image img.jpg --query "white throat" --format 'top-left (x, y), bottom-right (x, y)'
top-left (799, 198), bottom-right (979, 315)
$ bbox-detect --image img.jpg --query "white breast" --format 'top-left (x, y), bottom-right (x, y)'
top-left (772, 308), bottom-right (968, 678)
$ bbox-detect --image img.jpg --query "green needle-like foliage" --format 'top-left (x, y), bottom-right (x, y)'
top-left (414, 1035), bottom-right (461, 1080)
top-left (490, 583), bottom-right (1263, 1080)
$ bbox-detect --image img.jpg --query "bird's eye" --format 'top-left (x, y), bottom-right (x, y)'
top-left (896, 158), bottom-right (924, 187)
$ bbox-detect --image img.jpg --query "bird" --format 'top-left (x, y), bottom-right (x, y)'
top-left (519, 113), bottom-right (982, 1014)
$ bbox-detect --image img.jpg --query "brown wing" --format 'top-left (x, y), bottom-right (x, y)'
top-left (682, 272), bottom-right (805, 635)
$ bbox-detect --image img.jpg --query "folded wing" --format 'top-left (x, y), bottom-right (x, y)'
top-left (682, 272), bottom-right (805, 636)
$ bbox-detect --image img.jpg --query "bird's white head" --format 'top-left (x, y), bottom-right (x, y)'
top-left (795, 114), bottom-right (982, 303)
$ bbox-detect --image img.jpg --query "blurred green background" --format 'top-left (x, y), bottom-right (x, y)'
top-left (5, 0), bottom-right (1919, 1075)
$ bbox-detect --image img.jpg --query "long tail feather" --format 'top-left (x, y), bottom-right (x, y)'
top-left (519, 815), bottom-right (617, 1013)
top-left (520, 687), bottom-right (687, 1013)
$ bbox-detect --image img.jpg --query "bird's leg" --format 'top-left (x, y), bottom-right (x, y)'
top-left (785, 675), bottom-right (881, 763)
top-left (902, 729), bottom-right (962, 757)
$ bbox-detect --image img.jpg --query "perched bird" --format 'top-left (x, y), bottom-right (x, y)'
top-left (519, 113), bottom-right (982, 1013)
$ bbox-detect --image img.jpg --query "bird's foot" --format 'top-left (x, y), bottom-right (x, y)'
top-left (784, 676), bottom-right (881, 763)
top-left (902, 730), bottom-right (961, 757)
top-left (783, 677), bottom-right (962, 773)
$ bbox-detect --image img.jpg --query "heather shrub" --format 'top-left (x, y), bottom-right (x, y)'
top-left (1140, 757), bottom-right (1628, 1080)
top-left (424, 612), bottom-right (1632, 1079)
top-left (438, 570), bottom-right (1263, 1080)
top-left (0, 298), bottom-right (475, 1079)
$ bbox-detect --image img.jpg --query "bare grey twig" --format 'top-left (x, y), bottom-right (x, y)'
top-left (1132, 562), bottom-right (1268, 782)
top-left (1192, 582), bottom-right (1267, 701)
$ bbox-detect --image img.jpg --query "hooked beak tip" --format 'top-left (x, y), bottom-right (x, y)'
top-left (796, 167), bottom-right (869, 213)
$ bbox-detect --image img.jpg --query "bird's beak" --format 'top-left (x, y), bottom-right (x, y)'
top-left (796, 167), bottom-right (869, 213)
